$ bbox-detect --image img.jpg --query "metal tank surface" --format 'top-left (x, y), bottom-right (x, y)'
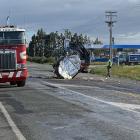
top-left (55, 55), bottom-right (81, 79)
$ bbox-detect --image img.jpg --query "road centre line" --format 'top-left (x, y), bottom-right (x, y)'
top-left (43, 81), bottom-right (140, 115)
top-left (0, 102), bottom-right (26, 140)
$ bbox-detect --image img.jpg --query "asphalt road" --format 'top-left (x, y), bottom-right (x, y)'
top-left (0, 62), bottom-right (140, 140)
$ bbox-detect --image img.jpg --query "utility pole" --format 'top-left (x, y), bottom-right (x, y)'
top-left (42, 41), bottom-right (45, 57)
top-left (63, 29), bottom-right (71, 51)
top-left (64, 29), bottom-right (69, 38)
top-left (6, 16), bottom-right (10, 26)
top-left (42, 38), bottom-right (45, 57)
top-left (33, 44), bottom-right (36, 57)
top-left (105, 11), bottom-right (117, 62)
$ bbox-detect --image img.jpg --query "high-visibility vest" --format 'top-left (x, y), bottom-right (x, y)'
top-left (107, 60), bottom-right (112, 67)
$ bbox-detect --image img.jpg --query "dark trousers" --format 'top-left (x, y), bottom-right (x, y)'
top-left (107, 66), bottom-right (111, 77)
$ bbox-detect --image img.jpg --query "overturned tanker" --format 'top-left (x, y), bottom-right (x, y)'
top-left (53, 54), bottom-right (81, 79)
top-left (53, 43), bottom-right (90, 79)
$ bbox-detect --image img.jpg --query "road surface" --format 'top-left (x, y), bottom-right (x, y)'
top-left (0, 62), bottom-right (140, 140)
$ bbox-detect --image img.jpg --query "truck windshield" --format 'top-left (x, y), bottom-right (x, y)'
top-left (0, 31), bottom-right (26, 45)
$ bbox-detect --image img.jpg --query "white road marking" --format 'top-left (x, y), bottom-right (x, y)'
top-left (53, 126), bottom-right (66, 130)
top-left (43, 82), bottom-right (140, 99)
top-left (109, 102), bottom-right (140, 110)
top-left (43, 81), bottom-right (140, 114)
top-left (50, 83), bottom-right (95, 88)
top-left (0, 102), bottom-right (26, 140)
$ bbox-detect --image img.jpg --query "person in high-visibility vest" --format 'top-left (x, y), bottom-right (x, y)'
top-left (107, 59), bottom-right (112, 77)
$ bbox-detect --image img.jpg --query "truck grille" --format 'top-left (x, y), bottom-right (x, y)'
top-left (0, 50), bottom-right (16, 71)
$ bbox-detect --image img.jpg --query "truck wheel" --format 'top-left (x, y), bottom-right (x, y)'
top-left (10, 82), bottom-right (16, 85)
top-left (17, 81), bottom-right (26, 87)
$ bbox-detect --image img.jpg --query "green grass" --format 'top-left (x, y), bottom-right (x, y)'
top-left (90, 62), bottom-right (107, 65)
top-left (90, 65), bottom-right (140, 80)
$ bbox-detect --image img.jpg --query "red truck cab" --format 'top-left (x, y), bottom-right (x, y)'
top-left (0, 25), bottom-right (28, 87)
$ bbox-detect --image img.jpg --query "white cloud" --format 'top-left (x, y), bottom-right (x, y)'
top-left (115, 32), bottom-right (140, 44)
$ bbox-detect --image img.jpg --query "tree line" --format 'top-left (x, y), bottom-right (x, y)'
top-left (28, 28), bottom-right (103, 58)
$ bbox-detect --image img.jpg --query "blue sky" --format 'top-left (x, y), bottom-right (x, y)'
top-left (1, 0), bottom-right (140, 44)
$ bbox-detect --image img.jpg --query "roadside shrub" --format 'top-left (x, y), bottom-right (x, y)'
top-left (91, 62), bottom-right (107, 65)
top-left (27, 56), bottom-right (55, 64)
top-left (47, 57), bottom-right (55, 64)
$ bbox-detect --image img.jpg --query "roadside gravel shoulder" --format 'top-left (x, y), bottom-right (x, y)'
top-left (75, 72), bottom-right (140, 86)
top-left (27, 62), bottom-right (140, 89)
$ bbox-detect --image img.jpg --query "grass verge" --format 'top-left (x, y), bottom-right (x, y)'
top-left (90, 65), bottom-right (140, 80)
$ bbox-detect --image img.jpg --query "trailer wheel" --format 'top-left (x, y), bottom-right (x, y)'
top-left (17, 80), bottom-right (26, 87)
